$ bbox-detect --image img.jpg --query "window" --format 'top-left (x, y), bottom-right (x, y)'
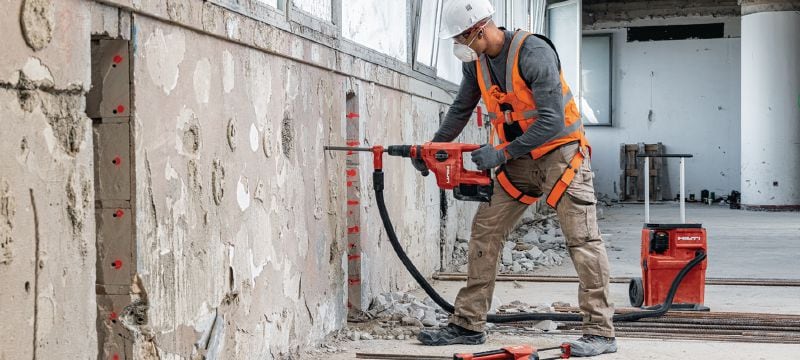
top-left (490, 0), bottom-right (507, 28)
top-left (342, 0), bottom-right (408, 61)
top-left (293, 0), bottom-right (331, 21)
top-left (547, 0), bottom-right (581, 114)
top-left (508, 0), bottom-right (530, 31)
top-left (581, 34), bottom-right (612, 125)
top-left (436, 38), bottom-right (463, 84)
top-left (415, 0), bottom-right (443, 67)
top-left (254, 0), bottom-right (285, 10)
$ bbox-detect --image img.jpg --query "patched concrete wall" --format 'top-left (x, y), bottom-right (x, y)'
top-left (0, 0), bottom-right (97, 359)
top-left (2, 0), bottom-right (484, 359)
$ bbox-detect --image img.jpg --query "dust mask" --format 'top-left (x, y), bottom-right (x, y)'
top-left (453, 27), bottom-right (483, 62)
top-left (453, 43), bottom-right (479, 62)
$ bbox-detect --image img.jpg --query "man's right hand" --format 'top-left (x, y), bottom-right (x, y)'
top-left (412, 158), bottom-right (430, 177)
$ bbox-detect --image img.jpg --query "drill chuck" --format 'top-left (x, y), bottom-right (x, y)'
top-left (387, 145), bottom-right (418, 159)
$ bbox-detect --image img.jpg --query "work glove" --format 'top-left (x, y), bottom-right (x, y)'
top-left (411, 158), bottom-right (429, 177)
top-left (471, 144), bottom-right (508, 170)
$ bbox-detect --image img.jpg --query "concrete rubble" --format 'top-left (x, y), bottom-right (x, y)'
top-left (450, 212), bottom-right (568, 274)
top-left (314, 291), bottom-right (562, 352)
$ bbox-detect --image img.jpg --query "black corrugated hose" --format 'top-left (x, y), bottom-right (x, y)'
top-left (373, 170), bottom-right (707, 323)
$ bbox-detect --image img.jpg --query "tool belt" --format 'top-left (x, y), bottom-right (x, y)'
top-left (495, 144), bottom-right (588, 209)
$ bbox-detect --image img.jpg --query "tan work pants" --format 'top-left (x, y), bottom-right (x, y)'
top-left (450, 143), bottom-right (615, 337)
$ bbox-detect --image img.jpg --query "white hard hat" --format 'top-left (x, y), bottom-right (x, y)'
top-left (439, 0), bottom-right (495, 39)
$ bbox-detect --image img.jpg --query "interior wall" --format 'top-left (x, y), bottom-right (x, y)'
top-left (584, 18), bottom-right (742, 200)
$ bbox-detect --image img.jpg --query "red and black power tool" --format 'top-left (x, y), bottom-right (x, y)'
top-left (454, 344), bottom-right (570, 360)
top-left (324, 142), bottom-right (493, 202)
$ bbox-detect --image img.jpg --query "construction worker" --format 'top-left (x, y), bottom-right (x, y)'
top-left (414, 0), bottom-right (616, 356)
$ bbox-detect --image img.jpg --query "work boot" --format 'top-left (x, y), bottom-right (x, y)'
top-left (565, 334), bottom-right (618, 357)
top-left (417, 323), bottom-right (486, 346)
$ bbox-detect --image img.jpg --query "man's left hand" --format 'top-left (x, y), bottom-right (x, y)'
top-left (471, 144), bottom-right (508, 170)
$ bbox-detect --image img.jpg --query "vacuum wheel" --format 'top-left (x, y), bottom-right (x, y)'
top-left (629, 277), bottom-right (644, 307)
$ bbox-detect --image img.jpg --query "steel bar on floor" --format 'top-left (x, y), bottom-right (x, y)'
top-left (432, 273), bottom-right (800, 287)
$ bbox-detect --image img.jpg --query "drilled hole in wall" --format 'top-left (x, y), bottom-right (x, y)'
top-left (24, 281), bottom-right (30, 293)
top-left (773, 181), bottom-right (779, 187)
top-left (281, 115), bottom-right (293, 158)
top-left (228, 266), bottom-right (234, 291)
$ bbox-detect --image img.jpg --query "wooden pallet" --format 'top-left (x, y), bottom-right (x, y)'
top-left (619, 143), bottom-right (672, 201)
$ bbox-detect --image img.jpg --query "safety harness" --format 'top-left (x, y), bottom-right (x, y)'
top-left (475, 30), bottom-right (590, 209)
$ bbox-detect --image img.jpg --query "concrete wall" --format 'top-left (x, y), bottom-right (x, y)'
top-left (740, 10), bottom-right (800, 207)
top-left (0, 0), bottom-right (97, 359)
top-left (0, 0), bottom-right (481, 358)
top-left (584, 17), bottom-right (742, 200)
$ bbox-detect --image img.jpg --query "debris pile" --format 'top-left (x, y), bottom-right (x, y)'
top-left (451, 214), bottom-right (568, 274)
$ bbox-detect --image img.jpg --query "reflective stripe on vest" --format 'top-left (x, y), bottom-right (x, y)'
top-left (474, 31), bottom-right (592, 209)
top-left (475, 30), bottom-right (588, 160)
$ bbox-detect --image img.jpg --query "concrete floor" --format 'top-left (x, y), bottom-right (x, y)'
top-left (316, 203), bottom-right (800, 359)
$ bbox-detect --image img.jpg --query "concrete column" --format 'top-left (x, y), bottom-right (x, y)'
top-left (740, 2), bottom-right (800, 209)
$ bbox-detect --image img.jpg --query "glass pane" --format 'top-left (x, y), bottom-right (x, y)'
top-left (490, 0), bottom-right (506, 27)
top-left (294, 0), bottom-right (332, 21)
top-left (547, 1), bottom-right (581, 112)
top-left (436, 38), bottom-right (463, 83)
top-left (510, 0), bottom-right (529, 31)
top-left (255, 0), bottom-right (280, 9)
top-left (416, 0), bottom-right (440, 66)
top-left (581, 36), bottom-right (612, 125)
top-left (343, 0), bottom-right (408, 61)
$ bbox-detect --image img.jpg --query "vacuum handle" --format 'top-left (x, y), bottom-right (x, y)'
top-left (637, 153), bottom-right (692, 224)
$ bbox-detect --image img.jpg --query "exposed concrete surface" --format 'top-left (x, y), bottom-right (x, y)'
top-left (1, 0), bottom-right (480, 358)
top-left (583, 0), bottom-right (741, 27)
top-left (0, 0), bottom-right (96, 358)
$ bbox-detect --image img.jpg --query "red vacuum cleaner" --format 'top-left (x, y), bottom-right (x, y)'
top-left (629, 154), bottom-right (709, 311)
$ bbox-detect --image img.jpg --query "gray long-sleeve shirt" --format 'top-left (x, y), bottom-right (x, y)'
top-left (433, 30), bottom-right (566, 159)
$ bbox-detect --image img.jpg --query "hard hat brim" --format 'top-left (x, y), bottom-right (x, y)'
top-left (439, 14), bottom-right (493, 39)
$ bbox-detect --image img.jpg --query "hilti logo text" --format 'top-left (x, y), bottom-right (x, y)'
top-left (446, 166), bottom-right (451, 184)
top-left (677, 236), bottom-right (701, 241)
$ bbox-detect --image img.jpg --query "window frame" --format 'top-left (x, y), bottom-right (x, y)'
top-left (411, 0), bottom-right (442, 78)
top-left (580, 33), bottom-right (614, 127)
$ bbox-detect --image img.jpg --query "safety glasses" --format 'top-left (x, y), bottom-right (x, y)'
top-left (454, 21), bottom-right (488, 45)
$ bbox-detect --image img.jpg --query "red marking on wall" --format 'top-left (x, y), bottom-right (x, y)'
top-left (109, 311), bottom-right (118, 321)
top-left (476, 105), bottom-right (484, 127)
top-left (348, 278), bottom-right (361, 285)
top-left (348, 210), bottom-right (353, 215)
top-left (347, 225), bottom-right (360, 234)
top-left (348, 243), bottom-right (356, 249)
top-left (115, 105), bottom-right (125, 114)
top-left (347, 301), bottom-right (352, 308)
top-left (346, 169), bottom-right (357, 177)
top-left (346, 141), bottom-right (360, 146)
top-left (113, 354), bottom-right (120, 360)
top-left (113, 209), bottom-right (124, 218)
top-left (346, 113), bottom-right (359, 119)
top-left (347, 199), bottom-right (359, 206)
top-left (347, 150), bottom-right (353, 155)
top-left (112, 155), bottom-right (122, 166)
top-left (113, 55), bottom-right (123, 64)
top-left (348, 254), bottom-right (361, 261)
top-left (112, 260), bottom-right (123, 269)
top-left (346, 181), bottom-right (353, 187)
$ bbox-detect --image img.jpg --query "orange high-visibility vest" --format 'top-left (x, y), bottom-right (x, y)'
top-left (476, 30), bottom-right (589, 208)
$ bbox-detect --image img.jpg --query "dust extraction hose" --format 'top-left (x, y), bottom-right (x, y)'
top-left (373, 170), bottom-right (707, 323)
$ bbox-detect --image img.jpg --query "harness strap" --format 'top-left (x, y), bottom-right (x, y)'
top-left (495, 166), bottom-right (540, 205)
top-left (545, 147), bottom-right (587, 208)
